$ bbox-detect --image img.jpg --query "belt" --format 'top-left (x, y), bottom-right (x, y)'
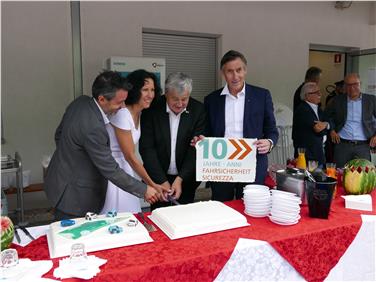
top-left (340, 138), bottom-right (368, 145)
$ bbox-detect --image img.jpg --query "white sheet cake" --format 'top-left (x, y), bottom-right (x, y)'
top-left (47, 213), bottom-right (153, 258)
top-left (149, 201), bottom-right (249, 240)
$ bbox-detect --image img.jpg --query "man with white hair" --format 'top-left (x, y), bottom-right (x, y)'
top-left (292, 82), bottom-right (330, 165)
top-left (140, 72), bottom-right (206, 209)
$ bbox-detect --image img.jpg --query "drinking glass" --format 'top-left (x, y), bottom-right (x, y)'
top-left (69, 243), bottom-right (88, 270)
top-left (1, 249), bottom-right (18, 268)
top-left (326, 163), bottom-right (337, 198)
top-left (308, 160), bottom-right (318, 172)
top-left (296, 148), bottom-right (307, 170)
top-left (371, 147), bottom-right (376, 165)
top-left (326, 163), bottom-right (336, 178)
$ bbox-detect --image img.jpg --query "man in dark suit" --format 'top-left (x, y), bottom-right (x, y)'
top-left (204, 50), bottom-right (279, 201)
top-left (44, 71), bottom-right (166, 220)
top-left (292, 82), bottom-right (330, 165)
top-left (140, 72), bottom-right (206, 209)
top-left (325, 73), bottom-right (376, 167)
top-left (293, 66), bottom-right (322, 112)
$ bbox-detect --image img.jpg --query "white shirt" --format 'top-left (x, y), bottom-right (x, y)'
top-left (305, 101), bottom-right (327, 144)
top-left (93, 98), bottom-right (110, 125)
top-left (166, 104), bottom-right (185, 175)
top-left (221, 83), bottom-right (246, 138)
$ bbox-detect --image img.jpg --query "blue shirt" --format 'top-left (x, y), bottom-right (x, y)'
top-left (339, 95), bottom-right (367, 141)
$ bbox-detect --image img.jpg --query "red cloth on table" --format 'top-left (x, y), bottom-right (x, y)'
top-left (14, 189), bottom-right (376, 282)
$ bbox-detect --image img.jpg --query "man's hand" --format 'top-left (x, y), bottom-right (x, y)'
top-left (170, 176), bottom-right (183, 200)
top-left (152, 183), bottom-right (171, 202)
top-left (330, 130), bottom-right (340, 144)
top-left (313, 121), bottom-right (328, 133)
top-left (144, 185), bottom-right (159, 204)
top-left (254, 139), bottom-right (272, 154)
top-left (190, 135), bottom-right (205, 147)
top-left (370, 136), bottom-right (376, 147)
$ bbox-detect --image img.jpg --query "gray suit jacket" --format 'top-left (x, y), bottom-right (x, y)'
top-left (44, 95), bottom-right (146, 216)
top-left (325, 93), bottom-right (376, 139)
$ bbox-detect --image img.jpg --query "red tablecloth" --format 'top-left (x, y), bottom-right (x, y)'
top-left (14, 188), bottom-right (376, 282)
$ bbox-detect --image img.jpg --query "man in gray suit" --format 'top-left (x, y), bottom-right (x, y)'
top-left (44, 71), bottom-right (168, 220)
top-left (326, 73), bottom-right (376, 167)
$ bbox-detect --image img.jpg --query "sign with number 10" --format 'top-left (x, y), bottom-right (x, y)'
top-left (196, 137), bottom-right (257, 182)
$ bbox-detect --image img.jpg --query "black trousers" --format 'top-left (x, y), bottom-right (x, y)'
top-left (334, 141), bottom-right (370, 168)
top-left (151, 175), bottom-right (200, 210)
top-left (210, 182), bottom-right (248, 202)
top-left (54, 209), bottom-right (77, 221)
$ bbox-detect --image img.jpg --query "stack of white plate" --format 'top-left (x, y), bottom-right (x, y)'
top-left (243, 185), bottom-right (271, 217)
top-left (269, 190), bottom-right (301, 225)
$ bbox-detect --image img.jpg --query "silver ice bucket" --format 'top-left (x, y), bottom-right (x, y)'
top-left (276, 168), bottom-right (307, 205)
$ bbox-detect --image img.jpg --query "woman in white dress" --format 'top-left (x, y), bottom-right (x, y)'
top-left (101, 69), bottom-right (162, 213)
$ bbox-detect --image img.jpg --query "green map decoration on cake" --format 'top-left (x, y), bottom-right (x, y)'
top-left (59, 217), bottom-right (130, 240)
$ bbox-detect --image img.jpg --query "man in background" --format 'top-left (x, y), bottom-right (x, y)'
top-left (44, 71), bottom-right (167, 220)
top-left (292, 82), bottom-right (330, 165)
top-left (204, 50), bottom-right (278, 201)
top-left (326, 80), bottom-right (345, 107)
top-left (326, 73), bottom-right (376, 167)
top-left (293, 66), bottom-right (322, 112)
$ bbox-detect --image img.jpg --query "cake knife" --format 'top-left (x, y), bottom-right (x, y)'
top-left (167, 195), bottom-right (180, 206)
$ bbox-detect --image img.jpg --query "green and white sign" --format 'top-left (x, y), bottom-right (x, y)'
top-left (196, 137), bottom-right (257, 182)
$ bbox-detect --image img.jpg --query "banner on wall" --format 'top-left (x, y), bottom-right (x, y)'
top-left (106, 56), bottom-right (166, 90)
top-left (196, 137), bottom-right (257, 183)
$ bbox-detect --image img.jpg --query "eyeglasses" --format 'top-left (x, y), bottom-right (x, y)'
top-left (307, 90), bottom-right (321, 95)
top-left (345, 82), bottom-right (360, 88)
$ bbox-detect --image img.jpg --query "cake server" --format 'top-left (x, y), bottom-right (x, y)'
top-left (138, 212), bottom-right (157, 232)
top-left (19, 226), bottom-right (36, 241)
top-left (14, 226), bottom-right (21, 243)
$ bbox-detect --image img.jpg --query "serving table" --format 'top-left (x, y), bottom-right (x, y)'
top-left (13, 189), bottom-right (376, 282)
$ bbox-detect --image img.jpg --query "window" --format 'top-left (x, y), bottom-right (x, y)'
top-left (143, 30), bottom-right (218, 102)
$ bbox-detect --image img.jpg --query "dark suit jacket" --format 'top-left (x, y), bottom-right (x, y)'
top-left (204, 83), bottom-right (279, 184)
top-left (139, 95), bottom-right (206, 184)
top-left (293, 82), bottom-right (304, 112)
top-left (292, 101), bottom-right (329, 165)
top-left (325, 93), bottom-right (376, 139)
top-left (44, 95), bottom-right (146, 216)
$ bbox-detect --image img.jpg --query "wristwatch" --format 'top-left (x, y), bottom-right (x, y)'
top-left (266, 139), bottom-right (274, 153)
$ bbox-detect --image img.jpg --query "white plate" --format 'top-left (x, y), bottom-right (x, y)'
top-left (271, 207), bottom-right (300, 216)
top-left (244, 210), bottom-right (269, 218)
top-left (271, 190), bottom-right (298, 197)
top-left (244, 184), bottom-right (270, 191)
top-left (270, 213), bottom-right (301, 222)
top-left (272, 197), bottom-right (302, 205)
top-left (244, 199), bottom-right (271, 205)
top-left (244, 209), bottom-right (270, 214)
top-left (269, 216), bottom-right (299, 226)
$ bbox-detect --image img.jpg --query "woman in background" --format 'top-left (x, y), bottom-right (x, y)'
top-left (101, 69), bottom-right (163, 213)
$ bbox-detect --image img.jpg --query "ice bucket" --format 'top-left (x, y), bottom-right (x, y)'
top-left (306, 177), bottom-right (336, 219)
top-left (276, 169), bottom-right (307, 205)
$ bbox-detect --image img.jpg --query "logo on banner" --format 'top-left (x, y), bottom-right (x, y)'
top-left (196, 137), bottom-right (257, 183)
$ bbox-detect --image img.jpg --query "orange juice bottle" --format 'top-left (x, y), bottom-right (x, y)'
top-left (296, 148), bottom-right (307, 170)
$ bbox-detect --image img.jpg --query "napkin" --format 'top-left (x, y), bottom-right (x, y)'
top-left (53, 255), bottom-right (107, 280)
top-left (0, 258), bottom-right (55, 282)
top-left (341, 195), bottom-right (373, 211)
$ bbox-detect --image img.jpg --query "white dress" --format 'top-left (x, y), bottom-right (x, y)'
top-left (101, 107), bottom-right (142, 214)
